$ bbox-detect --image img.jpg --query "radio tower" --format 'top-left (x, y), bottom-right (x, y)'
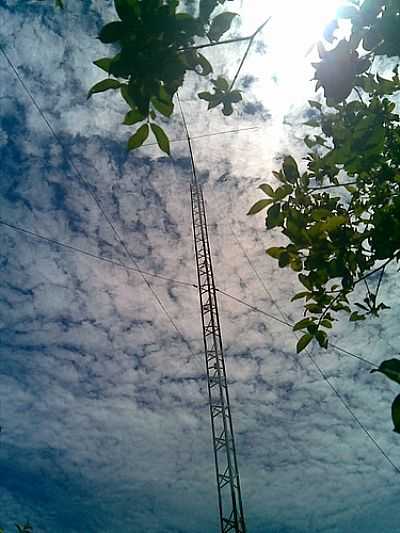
top-left (179, 99), bottom-right (246, 533)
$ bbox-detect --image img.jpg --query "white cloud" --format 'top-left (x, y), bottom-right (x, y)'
top-left (1, 1), bottom-right (399, 532)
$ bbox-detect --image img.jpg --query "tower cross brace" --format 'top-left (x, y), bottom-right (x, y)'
top-left (191, 182), bottom-right (246, 533)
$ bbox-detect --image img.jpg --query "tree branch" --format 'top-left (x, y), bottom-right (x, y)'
top-left (179, 35), bottom-right (253, 52)
top-left (229, 16), bottom-right (271, 91)
top-left (309, 181), bottom-right (358, 191)
top-left (355, 258), bottom-right (393, 286)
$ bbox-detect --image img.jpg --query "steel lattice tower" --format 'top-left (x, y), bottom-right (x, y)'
top-left (191, 181), bottom-right (246, 533)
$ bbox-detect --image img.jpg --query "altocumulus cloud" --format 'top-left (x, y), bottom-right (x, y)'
top-left (1, 1), bottom-right (400, 532)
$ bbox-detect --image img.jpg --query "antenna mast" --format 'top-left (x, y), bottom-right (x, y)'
top-left (180, 96), bottom-right (246, 531)
top-left (191, 183), bottom-right (246, 532)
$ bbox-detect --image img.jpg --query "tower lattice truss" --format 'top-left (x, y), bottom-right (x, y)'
top-left (191, 182), bottom-right (246, 533)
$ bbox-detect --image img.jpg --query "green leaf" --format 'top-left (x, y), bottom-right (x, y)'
top-left (266, 203), bottom-right (283, 229)
top-left (299, 273), bottom-right (313, 290)
top-left (212, 76), bottom-right (229, 91)
top-left (151, 97), bottom-right (174, 117)
top-left (259, 183), bottom-right (275, 197)
top-left (289, 255), bottom-right (303, 272)
top-left (321, 215), bottom-right (347, 232)
top-left (208, 12), bottom-right (238, 42)
top-left (55, 0), bottom-right (64, 7)
top-left (93, 57), bottom-right (113, 73)
top-left (350, 311), bottom-right (365, 322)
top-left (321, 319), bottom-right (333, 329)
top-left (123, 109), bottom-right (145, 125)
top-left (247, 199), bottom-right (273, 215)
top-left (98, 21), bottom-right (126, 44)
top-left (198, 91), bottom-right (213, 102)
top-left (296, 333), bottom-right (313, 353)
top-left (316, 329), bottom-right (328, 348)
top-left (195, 53), bottom-right (213, 76)
top-left (222, 99), bottom-right (234, 116)
top-left (120, 85), bottom-right (136, 108)
top-left (306, 304), bottom-right (323, 314)
top-left (87, 78), bottom-right (121, 98)
top-left (229, 90), bottom-right (242, 103)
top-left (278, 251), bottom-right (290, 267)
top-left (150, 123), bottom-right (170, 155)
top-left (127, 124), bottom-right (149, 151)
top-left (266, 246), bottom-right (285, 259)
top-left (274, 184), bottom-right (293, 201)
top-left (282, 156), bottom-right (300, 183)
top-left (370, 359), bottom-right (400, 386)
top-left (312, 209), bottom-right (331, 221)
top-left (392, 394), bottom-right (400, 434)
top-left (293, 318), bottom-right (314, 331)
top-left (291, 291), bottom-right (310, 302)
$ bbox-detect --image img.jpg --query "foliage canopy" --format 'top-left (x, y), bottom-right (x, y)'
top-left (247, 0), bottom-right (400, 431)
top-left (88, 0), bottom-right (249, 154)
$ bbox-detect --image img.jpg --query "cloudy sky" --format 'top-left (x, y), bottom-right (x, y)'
top-left (1, 1), bottom-right (400, 532)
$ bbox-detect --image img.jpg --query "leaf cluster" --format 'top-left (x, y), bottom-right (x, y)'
top-left (198, 76), bottom-right (242, 116)
top-left (313, 0), bottom-right (400, 103)
top-left (250, 3), bottom-right (400, 431)
top-left (88, 0), bottom-right (240, 153)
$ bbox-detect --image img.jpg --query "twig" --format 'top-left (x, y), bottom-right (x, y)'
top-left (309, 181), bottom-right (358, 191)
top-left (375, 262), bottom-right (386, 298)
top-left (179, 35), bottom-right (253, 52)
top-left (355, 258), bottom-right (393, 286)
top-left (229, 16), bottom-right (271, 91)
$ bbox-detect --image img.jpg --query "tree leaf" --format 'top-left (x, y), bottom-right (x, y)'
top-left (98, 21), bottom-right (126, 43)
top-left (349, 311), bottom-right (365, 322)
top-left (151, 97), bottom-right (174, 117)
top-left (392, 394), bottom-right (400, 434)
top-left (370, 359), bottom-right (400, 385)
top-left (212, 76), bottom-right (229, 91)
top-left (299, 273), bottom-right (313, 290)
top-left (195, 53), bottom-right (213, 76)
top-left (208, 12), bottom-right (238, 42)
top-left (278, 251), bottom-right (290, 267)
top-left (127, 124), bottom-right (149, 151)
top-left (282, 155), bottom-right (300, 183)
top-left (247, 199), bottom-right (273, 215)
top-left (293, 318), bottom-right (314, 331)
top-left (222, 100), bottom-right (234, 116)
top-left (150, 123), bottom-right (170, 155)
top-left (316, 329), bottom-right (328, 348)
top-left (291, 291), bottom-right (311, 302)
top-left (198, 91), bottom-right (213, 102)
top-left (229, 90), bottom-right (242, 103)
top-left (93, 57), bottom-right (113, 73)
top-left (266, 246), bottom-right (285, 259)
top-left (296, 333), bottom-right (313, 353)
top-left (321, 215), bottom-right (347, 232)
top-left (123, 109), bottom-right (145, 125)
top-left (87, 78), bottom-right (121, 98)
top-left (266, 203), bottom-right (283, 229)
top-left (120, 85), bottom-right (136, 108)
top-left (259, 183), bottom-right (275, 197)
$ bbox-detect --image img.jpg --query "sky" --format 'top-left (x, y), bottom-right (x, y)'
top-left (1, 0), bottom-right (400, 532)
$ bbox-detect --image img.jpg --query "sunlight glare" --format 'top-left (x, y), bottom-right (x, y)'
top-left (238, 0), bottom-right (345, 114)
